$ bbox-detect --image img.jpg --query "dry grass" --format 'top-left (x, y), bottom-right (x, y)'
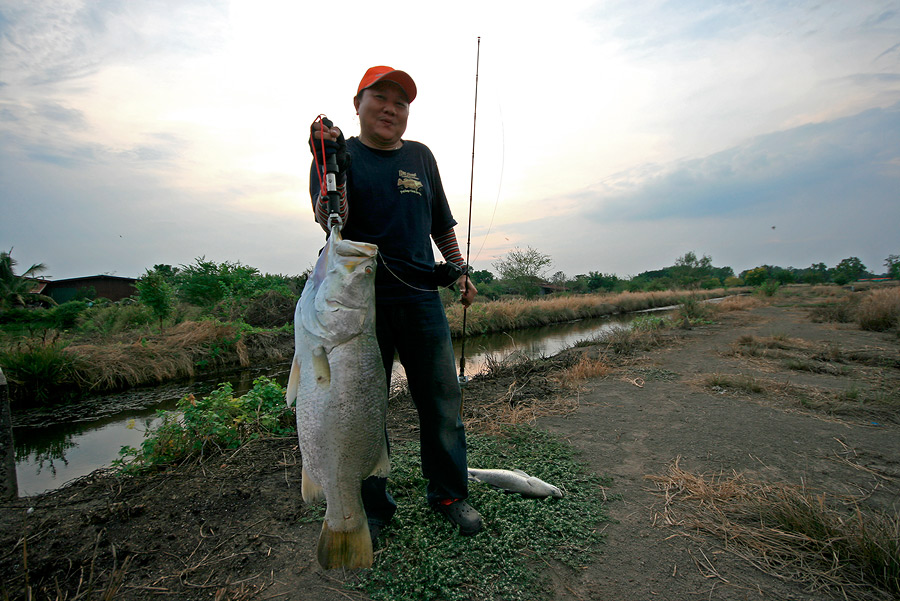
top-left (856, 288), bottom-right (900, 332)
top-left (647, 459), bottom-right (900, 600)
top-left (558, 354), bottom-right (611, 382)
top-left (699, 372), bottom-right (900, 424)
top-left (65, 321), bottom-right (239, 390)
top-left (460, 352), bottom-right (581, 434)
top-left (712, 295), bottom-right (764, 313)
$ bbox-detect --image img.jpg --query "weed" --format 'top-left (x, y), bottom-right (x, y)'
top-left (809, 296), bottom-right (859, 323)
top-left (114, 377), bottom-right (293, 472)
top-left (0, 338), bottom-right (81, 403)
top-left (355, 426), bottom-right (610, 601)
top-left (758, 279), bottom-right (780, 297)
top-left (630, 314), bottom-right (676, 331)
top-left (559, 354), bottom-right (610, 381)
top-left (781, 358), bottom-right (847, 375)
top-left (677, 295), bottom-right (712, 322)
top-left (705, 373), bottom-right (765, 394)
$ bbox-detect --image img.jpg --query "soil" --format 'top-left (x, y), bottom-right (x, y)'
top-left (2, 293), bottom-right (899, 600)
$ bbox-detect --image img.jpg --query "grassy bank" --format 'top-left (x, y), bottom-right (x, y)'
top-left (445, 287), bottom-right (741, 336)
top-left (1, 288), bottom-right (736, 406)
top-left (0, 320), bottom-right (293, 405)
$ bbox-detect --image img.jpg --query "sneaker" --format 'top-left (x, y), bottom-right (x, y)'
top-left (434, 499), bottom-right (483, 536)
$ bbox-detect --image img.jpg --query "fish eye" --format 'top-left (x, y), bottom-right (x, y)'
top-left (365, 266), bottom-right (373, 274)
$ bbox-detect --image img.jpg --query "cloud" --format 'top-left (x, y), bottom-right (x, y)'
top-left (0, 0), bottom-right (228, 86)
top-left (483, 102), bottom-right (900, 277)
top-left (576, 102), bottom-right (900, 223)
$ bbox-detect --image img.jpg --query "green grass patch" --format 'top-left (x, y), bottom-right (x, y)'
top-left (354, 426), bottom-right (610, 601)
top-left (113, 376), bottom-right (294, 472)
top-left (0, 338), bottom-right (81, 403)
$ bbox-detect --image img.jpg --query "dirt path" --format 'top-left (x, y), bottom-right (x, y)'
top-left (2, 298), bottom-right (898, 600)
top-left (540, 304), bottom-right (899, 600)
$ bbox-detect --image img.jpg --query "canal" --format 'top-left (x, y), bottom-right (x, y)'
top-left (12, 311), bottom-right (644, 495)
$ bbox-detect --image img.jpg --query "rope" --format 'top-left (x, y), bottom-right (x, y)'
top-left (310, 115), bottom-right (329, 198)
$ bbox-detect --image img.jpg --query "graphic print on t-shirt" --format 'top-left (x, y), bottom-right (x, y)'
top-left (397, 170), bottom-right (423, 196)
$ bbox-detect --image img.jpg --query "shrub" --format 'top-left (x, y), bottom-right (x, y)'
top-left (0, 307), bottom-right (53, 330)
top-left (857, 288), bottom-right (900, 332)
top-left (76, 302), bottom-right (155, 334)
top-left (116, 377), bottom-right (293, 472)
top-left (0, 339), bottom-right (80, 403)
top-left (678, 295), bottom-right (711, 321)
top-left (50, 300), bottom-right (90, 329)
top-left (242, 290), bottom-right (296, 328)
top-left (759, 279), bottom-right (780, 297)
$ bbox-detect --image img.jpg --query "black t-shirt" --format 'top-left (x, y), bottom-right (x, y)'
top-left (309, 137), bottom-right (457, 302)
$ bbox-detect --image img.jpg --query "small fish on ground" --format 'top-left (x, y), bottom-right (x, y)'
top-left (467, 468), bottom-right (564, 499)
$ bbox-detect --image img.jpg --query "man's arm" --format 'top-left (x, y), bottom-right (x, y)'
top-left (433, 229), bottom-right (477, 306)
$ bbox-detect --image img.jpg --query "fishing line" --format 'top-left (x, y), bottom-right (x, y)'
top-left (471, 103), bottom-right (505, 264)
top-left (459, 36), bottom-right (481, 386)
top-left (375, 250), bottom-right (441, 294)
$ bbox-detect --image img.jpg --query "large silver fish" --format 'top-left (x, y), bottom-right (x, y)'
top-left (467, 468), bottom-right (564, 499)
top-left (286, 227), bottom-right (389, 570)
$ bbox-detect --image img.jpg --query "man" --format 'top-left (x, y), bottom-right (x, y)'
top-left (308, 66), bottom-right (483, 542)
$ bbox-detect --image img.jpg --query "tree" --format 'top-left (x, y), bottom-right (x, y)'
top-left (742, 266), bottom-right (770, 287)
top-left (493, 246), bottom-right (552, 281)
top-left (586, 271), bottom-right (619, 292)
top-left (469, 269), bottom-right (494, 286)
top-left (670, 251), bottom-right (713, 288)
top-left (550, 271), bottom-right (568, 288)
top-left (804, 262), bottom-right (828, 284)
top-left (830, 257), bottom-right (867, 286)
top-left (0, 249), bottom-right (56, 310)
top-left (136, 271), bottom-right (176, 330)
top-left (885, 255), bottom-right (900, 280)
top-left (492, 246), bottom-right (552, 297)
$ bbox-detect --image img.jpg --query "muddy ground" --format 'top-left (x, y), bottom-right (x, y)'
top-left (2, 291), bottom-right (898, 600)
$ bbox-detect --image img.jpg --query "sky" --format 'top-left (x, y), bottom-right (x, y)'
top-left (1, 0), bottom-right (899, 282)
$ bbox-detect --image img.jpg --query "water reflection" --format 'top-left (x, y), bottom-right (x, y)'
top-left (13, 311), bottom-right (638, 496)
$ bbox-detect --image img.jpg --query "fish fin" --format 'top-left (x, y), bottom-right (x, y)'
top-left (286, 354), bottom-right (300, 407)
top-left (317, 520), bottom-right (373, 570)
top-left (369, 439), bottom-right (391, 478)
top-left (312, 347), bottom-right (331, 387)
top-left (301, 467), bottom-right (325, 504)
top-left (512, 469), bottom-right (530, 477)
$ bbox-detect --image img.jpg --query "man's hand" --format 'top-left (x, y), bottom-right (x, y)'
top-left (309, 118), bottom-right (350, 175)
top-left (457, 274), bottom-right (477, 307)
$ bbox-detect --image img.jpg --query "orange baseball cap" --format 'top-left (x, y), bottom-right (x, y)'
top-left (357, 66), bottom-right (417, 103)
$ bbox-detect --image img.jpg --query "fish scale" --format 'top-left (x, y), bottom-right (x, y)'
top-left (286, 226), bottom-right (389, 569)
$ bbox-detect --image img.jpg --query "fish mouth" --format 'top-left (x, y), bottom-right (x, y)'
top-left (335, 240), bottom-right (378, 259)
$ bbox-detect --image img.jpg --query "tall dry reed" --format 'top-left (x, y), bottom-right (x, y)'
top-left (446, 289), bottom-right (730, 337)
top-left (856, 287), bottom-right (900, 332)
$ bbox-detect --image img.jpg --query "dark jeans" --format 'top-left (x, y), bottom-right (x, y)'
top-left (362, 295), bottom-right (470, 525)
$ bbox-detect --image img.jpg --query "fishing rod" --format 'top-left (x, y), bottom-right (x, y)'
top-left (458, 36), bottom-right (480, 387)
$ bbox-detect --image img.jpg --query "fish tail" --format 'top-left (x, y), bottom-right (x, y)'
top-left (317, 520), bottom-right (373, 569)
top-left (301, 467), bottom-right (325, 504)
